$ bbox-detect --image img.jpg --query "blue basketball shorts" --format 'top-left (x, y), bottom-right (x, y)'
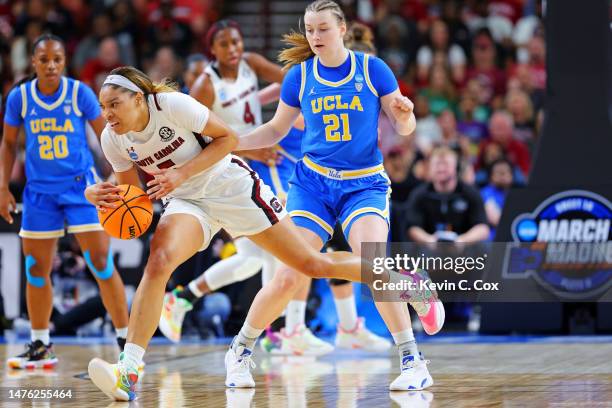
top-left (20, 168), bottom-right (103, 239)
top-left (286, 160), bottom-right (391, 245)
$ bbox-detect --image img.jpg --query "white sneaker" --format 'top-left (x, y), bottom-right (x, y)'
top-left (225, 345), bottom-right (256, 388)
top-left (389, 353), bottom-right (433, 391)
top-left (275, 325), bottom-right (334, 356)
top-left (335, 318), bottom-right (392, 352)
top-left (159, 288), bottom-right (194, 343)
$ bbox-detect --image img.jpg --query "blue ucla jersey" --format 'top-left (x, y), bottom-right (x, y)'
top-left (4, 77), bottom-right (101, 193)
top-left (293, 50), bottom-right (385, 170)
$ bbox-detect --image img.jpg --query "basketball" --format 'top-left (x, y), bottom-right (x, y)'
top-left (98, 184), bottom-right (153, 240)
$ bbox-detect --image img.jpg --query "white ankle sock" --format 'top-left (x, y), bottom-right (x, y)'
top-left (285, 300), bottom-right (306, 333)
top-left (123, 343), bottom-right (145, 368)
top-left (391, 329), bottom-right (415, 345)
top-left (233, 321), bottom-right (263, 351)
top-left (334, 294), bottom-right (358, 331)
top-left (31, 329), bottom-right (50, 346)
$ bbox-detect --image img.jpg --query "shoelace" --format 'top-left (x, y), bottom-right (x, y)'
top-left (237, 355), bottom-right (256, 372)
top-left (401, 358), bottom-right (430, 372)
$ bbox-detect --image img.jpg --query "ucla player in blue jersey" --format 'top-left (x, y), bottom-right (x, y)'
top-left (228, 0), bottom-right (445, 390)
top-left (0, 35), bottom-right (129, 369)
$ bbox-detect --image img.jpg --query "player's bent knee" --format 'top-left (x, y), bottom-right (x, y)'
top-left (144, 250), bottom-right (174, 279)
top-left (25, 255), bottom-right (47, 288)
top-left (84, 250), bottom-right (114, 280)
top-left (271, 269), bottom-right (300, 293)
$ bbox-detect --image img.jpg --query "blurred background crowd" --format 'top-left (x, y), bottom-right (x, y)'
top-left (0, 0), bottom-right (546, 337)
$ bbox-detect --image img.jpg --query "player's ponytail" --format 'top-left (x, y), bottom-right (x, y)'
top-left (278, 0), bottom-right (346, 69)
top-left (105, 66), bottom-right (177, 95)
top-left (278, 31), bottom-right (314, 69)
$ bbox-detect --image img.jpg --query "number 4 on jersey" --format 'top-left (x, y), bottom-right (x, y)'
top-left (243, 101), bottom-right (255, 125)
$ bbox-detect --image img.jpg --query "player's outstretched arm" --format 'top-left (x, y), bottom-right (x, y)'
top-left (236, 100), bottom-right (300, 151)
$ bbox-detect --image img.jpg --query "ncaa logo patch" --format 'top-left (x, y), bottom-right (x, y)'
top-left (127, 146), bottom-right (138, 160)
top-left (159, 126), bottom-right (175, 142)
top-left (63, 105), bottom-right (71, 115)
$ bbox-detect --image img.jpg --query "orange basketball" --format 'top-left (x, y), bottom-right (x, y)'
top-left (98, 184), bottom-right (153, 240)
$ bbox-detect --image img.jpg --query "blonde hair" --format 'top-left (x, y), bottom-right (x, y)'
top-left (278, 0), bottom-right (346, 69)
top-left (430, 145), bottom-right (458, 162)
top-left (344, 22), bottom-right (375, 54)
top-left (104, 66), bottom-right (177, 94)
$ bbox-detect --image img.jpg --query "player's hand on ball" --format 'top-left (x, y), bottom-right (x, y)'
top-left (390, 95), bottom-right (414, 118)
top-left (0, 187), bottom-right (17, 224)
top-left (85, 182), bottom-right (123, 212)
top-left (147, 168), bottom-right (187, 200)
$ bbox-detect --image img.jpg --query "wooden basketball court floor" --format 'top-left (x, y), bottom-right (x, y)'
top-left (1, 336), bottom-right (611, 407)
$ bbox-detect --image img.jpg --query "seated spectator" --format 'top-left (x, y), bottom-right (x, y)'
top-left (404, 146), bottom-right (490, 243)
top-left (465, 28), bottom-right (506, 108)
top-left (182, 53), bottom-right (208, 93)
top-left (144, 0), bottom-right (193, 58)
top-left (481, 158), bottom-right (514, 240)
top-left (474, 140), bottom-right (526, 187)
top-left (441, 0), bottom-right (471, 54)
top-left (384, 144), bottom-right (424, 242)
top-left (80, 36), bottom-right (123, 93)
top-left (10, 19), bottom-right (43, 80)
top-left (416, 19), bottom-right (466, 85)
top-left (414, 94), bottom-right (442, 154)
top-left (378, 15), bottom-right (412, 78)
top-left (72, 13), bottom-right (114, 75)
top-left (436, 109), bottom-right (475, 184)
top-left (478, 111), bottom-right (531, 178)
top-left (420, 64), bottom-right (457, 116)
top-left (457, 93), bottom-right (488, 145)
top-left (505, 88), bottom-right (536, 146)
top-left (147, 46), bottom-right (182, 85)
top-left (437, 109), bottom-right (472, 156)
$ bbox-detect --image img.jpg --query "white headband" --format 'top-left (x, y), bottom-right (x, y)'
top-left (103, 74), bottom-right (143, 94)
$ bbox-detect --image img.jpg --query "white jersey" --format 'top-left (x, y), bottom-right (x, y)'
top-left (101, 92), bottom-right (230, 200)
top-left (205, 58), bottom-right (262, 135)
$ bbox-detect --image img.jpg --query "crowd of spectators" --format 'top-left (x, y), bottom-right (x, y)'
top-left (0, 0), bottom-right (546, 332)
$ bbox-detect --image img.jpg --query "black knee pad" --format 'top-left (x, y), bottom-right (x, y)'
top-left (329, 278), bottom-right (350, 286)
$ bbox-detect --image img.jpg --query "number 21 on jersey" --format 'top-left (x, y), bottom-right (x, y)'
top-left (323, 113), bottom-right (351, 142)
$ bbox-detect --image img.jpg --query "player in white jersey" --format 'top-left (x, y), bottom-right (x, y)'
top-left (84, 66), bottom-right (434, 401)
top-left (159, 20), bottom-right (387, 355)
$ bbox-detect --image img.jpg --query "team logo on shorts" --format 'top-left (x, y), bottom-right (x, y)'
top-left (159, 126), bottom-right (175, 142)
top-left (270, 197), bottom-right (283, 213)
top-left (127, 146), bottom-right (138, 160)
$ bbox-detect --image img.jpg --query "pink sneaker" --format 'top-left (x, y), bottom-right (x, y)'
top-left (400, 269), bottom-right (445, 335)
